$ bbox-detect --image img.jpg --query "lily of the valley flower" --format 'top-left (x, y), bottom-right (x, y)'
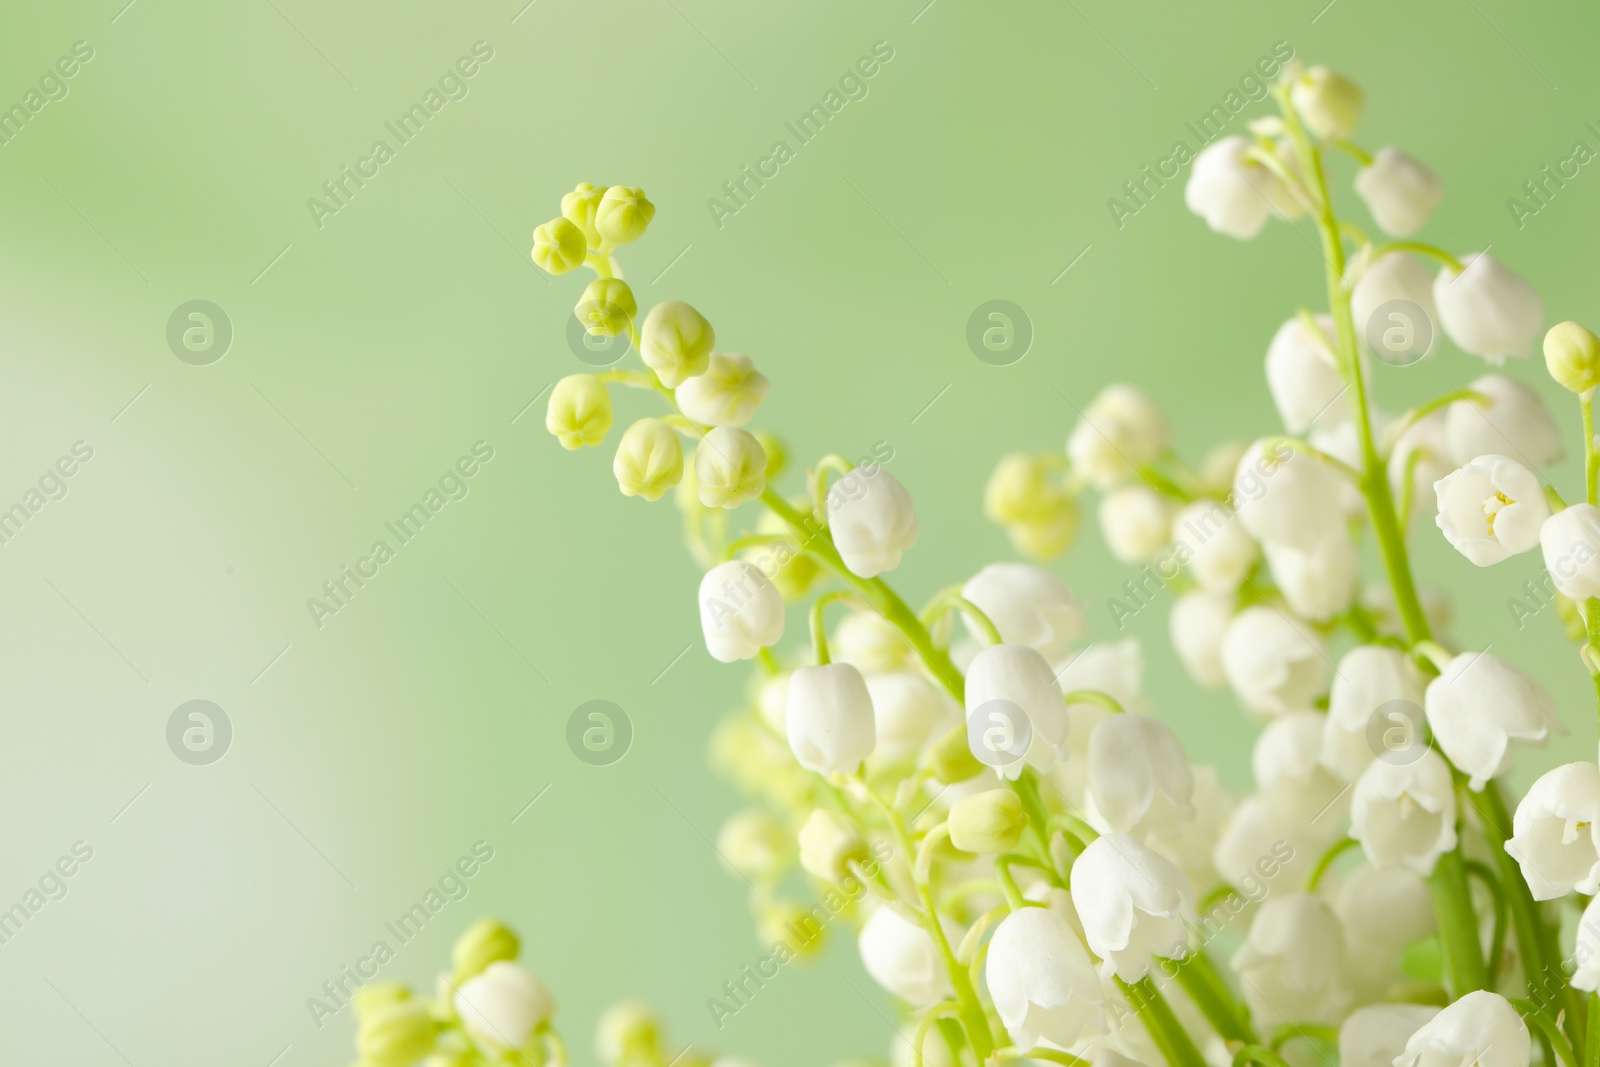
top-left (1353, 149), bottom-right (1442, 237)
top-left (1171, 498), bottom-right (1259, 593)
top-left (858, 905), bottom-right (957, 1008)
top-left (1233, 439), bottom-right (1345, 550)
top-left (786, 662), bottom-right (876, 775)
top-left (1263, 533), bottom-right (1359, 622)
top-left (1322, 644), bottom-right (1427, 781)
top-left (1084, 713), bottom-right (1195, 838)
top-left (1394, 991), bottom-right (1529, 1067)
top-left (1505, 760), bottom-right (1600, 900)
top-left (1351, 251), bottom-right (1439, 357)
top-left (796, 808), bottom-right (867, 882)
top-left (1340, 1004), bottom-right (1442, 1067)
top-left (1446, 374), bottom-right (1563, 468)
top-left (964, 644), bottom-right (1065, 778)
top-left (1184, 136), bottom-right (1287, 240)
top-left (694, 426), bottom-right (766, 509)
top-left (1232, 893), bottom-right (1349, 1027)
top-left (1220, 606), bottom-right (1329, 716)
top-left (614, 418), bottom-right (683, 500)
top-left (1432, 252), bottom-right (1544, 365)
top-left (960, 562), bottom-right (1087, 664)
top-left (1065, 384), bottom-right (1169, 489)
top-left (1168, 590), bottom-right (1232, 689)
top-left (985, 905), bottom-right (1106, 1051)
top-left (1545, 320), bottom-right (1600, 393)
top-left (827, 470), bottom-right (918, 578)
top-left (1433, 454), bottom-right (1550, 566)
top-left (865, 672), bottom-right (959, 763)
top-left (639, 300), bottom-right (714, 387)
top-left (698, 560), bottom-right (785, 662)
top-left (1070, 832), bottom-right (1194, 982)
top-left (1538, 503), bottom-right (1600, 601)
top-left (1097, 485), bottom-right (1175, 564)
top-left (454, 961), bottom-right (556, 1052)
top-left (546, 374), bottom-right (613, 450)
top-left (1291, 65), bottom-right (1364, 140)
top-left (1424, 650), bottom-right (1561, 790)
top-left (1265, 314), bottom-right (1346, 433)
top-left (675, 352), bottom-right (769, 427)
top-left (1572, 893), bottom-right (1600, 992)
top-left (1350, 747), bottom-right (1457, 874)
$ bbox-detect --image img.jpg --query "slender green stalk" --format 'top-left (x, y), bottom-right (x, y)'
top-left (1119, 976), bottom-right (1209, 1067)
top-left (1513, 999), bottom-right (1582, 1067)
top-left (1171, 953), bottom-right (1257, 1044)
top-left (1427, 847), bottom-right (1490, 997)
top-left (1305, 837), bottom-right (1360, 893)
top-left (1586, 993), bottom-right (1600, 1067)
top-left (1463, 859), bottom-right (1508, 985)
top-left (1060, 689), bottom-right (1127, 715)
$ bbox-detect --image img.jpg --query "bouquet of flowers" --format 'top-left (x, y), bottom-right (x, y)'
top-left (344, 60), bottom-right (1600, 1067)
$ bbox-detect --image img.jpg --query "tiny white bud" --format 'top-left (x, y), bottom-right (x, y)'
top-left (1353, 148), bottom-right (1442, 237)
top-left (827, 469), bottom-right (918, 578)
top-left (698, 560), bottom-right (785, 662)
top-left (675, 352), bottom-right (769, 426)
top-left (694, 426), bottom-right (766, 509)
top-left (787, 662), bottom-right (876, 774)
top-left (1290, 65), bottom-right (1364, 140)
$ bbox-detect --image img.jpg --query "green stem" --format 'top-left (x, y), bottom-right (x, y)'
top-left (1512, 999), bottom-right (1582, 1067)
top-left (1061, 689), bottom-right (1126, 715)
top-left (1305, 837), bottom-right (1360, 893)
top-left (808, 589), bottom-right (856, 666)
top-left (1119, 976), bottom-right (1208, 1067)
top-left (1586, 391), bottom-right (1599, 506)
top-left (1463, 859), bottom-right (1508, 986)
top-left (1586, 993), bottom-right (1600, 1067)
top-left (1369, 240), bottom-right (1465, 274)
top-left (1172, 953), bottom-right (1257, 1044)
top-left (1232, 1044), bottom-right (1296, 1067)
top-left (1426, 847), bottom-right (1489, 997)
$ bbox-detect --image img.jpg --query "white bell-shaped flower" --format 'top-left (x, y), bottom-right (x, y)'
top-left (960, 562), bottom-right (1087, 665)
top-left (1171, 498), bottom-right (1259, 593)
top-left (857, 905), bottom-right (957, 1008)
top-left (1058, 638), bottom-right (1146, 712)
top-left (1446, 374), bottom-right (1563, 468)
top-left (1334, 864), bottom-right (1437, 1001)
top-left (831, 611), bottom-right (912, 674)
top-left (1322, 644), bottom-right (1426, 781)
top-left (454, 961), bottom-right (556, 1051)
top-left (827, 470), bottom-right (918, 578)
top-left (1433, 454), bottom-right (1549, 566)
top-left (1211, 792), bottom-right (1320, 891)
top-left (1352, 252), bottom-right (1440, 360)
top-left (1424, 650), bottom-right (1561, 790)
top-left (1433, 252), bottom-right (1544, 364)
top-left (1085, 713), bottom-right (1195, 838)
top-left (1350, 747), bottom-right (1457, 874)
top-left (1340, 1004), bottom-right (1442, 1067)
top-left (1252, 711), bottom-right (1350, 827)
top-left (1148, 765), bottom-right (1235, 899)
top-left (1353, 148), bottom-right (1443, 237)
top-left (1539, 503), bottom-right (1600, 601)
top-left (1265, 314), bottom-right (1347, 433)
top-left (1070, 833), bottom-right (1193, 982)
top-left (694, 426), bottom-right (766, 509)
top-left (1184, 136), bottom-right (1283, 240)
top-left (1505, 760), bottom-right (1600, 900)
top-left (965, 644), bottom-right (1066, 779)
top-left (1098, 485), bottom-right (1175, 564)
top-left (698, 560), bottom-right (785, 662)
top-left (1066, 384), bottom-right (1169, 489)
top-left (1232, 439), bottom-right (1345, 550)
top-left (675, 352), bottom-right (769, 427)
top-left (865, 672), bottom-right (959, 763)
top-left (1394, 991), bottom-right (1529, 1067)
top-left (1168, 590), bottom-right (1232, 689)
top-left (1231, 893), bottom-right (1349, 1027)
top-left (985, 904), bottom-right (1106, 1052)
top-left (786, 662), bottom-right (876, 774)
top-left (1220, 606), bottom-right (1329, 717)
top-left (1263, 533), bottom-right (1359, 623)
top-left (1572, 893), bottom-right (1600, 992)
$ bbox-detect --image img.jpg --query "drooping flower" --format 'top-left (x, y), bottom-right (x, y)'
top-left (1353, 148), bottom-right (1442, 237)
top-left (1394, 991), bottom-right (1529, 1067)
top-left (1220, 606), bottom-right (1329, 717)
top-left (1084, 713), bottom-right (1195, 838)
top-left (1184, 136), bottom-right (1284, 240)
top-left (1264, 314), bottom-right (1346, 433)
top-left (1232, 893), bottom-right (1349, 1027)
top-left (1539, 503), bottom-right (1600, 601)
top-left (675, 352), bottom-right (769, 427)
top-left (858, 905), bottom-right (959, 1008)
top-left (694, 426), bottom-right (766, 509)
top-left (1433, 454), bottom-right (1549, 566)
top-left (1424, 650), bottom-right (1561, 790)
top-left (698, 560), bottom-right (785, 662)
top-left (985, 905), bottom-right (1106, 1051)
top-left (454, 961), bottom-right (555, 1051)
top-left (1432, 252), bottom-right (1544, 364)
top-left (1350, 748), bottom-right (1457, 874)
top-left (1446, 374), bottom-right (1563, 467)
top-left (1065, 384), bottom-right (1168, 488)
top-left (960, 562), bottom-right (1087, 664)
top-left (1505, 760), bottom-right (1600, 900)
top-left (639, 300), bottom-right (714, 387)
top-left (827, 470), bottom-right (918, 578)
top-left (1070, 833), bottom-right (1193, 981)
top-left (786, 662), bottom-right (876, 774)
top-left (964, 644), bottom-right (1065, 778)
top-left (1232, 439), bottom-right (1345, 550)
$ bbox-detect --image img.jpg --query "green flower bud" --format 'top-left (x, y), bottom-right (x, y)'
top-left (532, 217), bottom-right (588, 275)
top-left (758, 899), bottom-right (826, 958)
top-left (576, 278), bottom-right (637, 337)
top-left (353, 982), bottom-right (411, 1018)
top-left (561, 182), bottom-right (605, 246)
top-left (928, 722), bottom-right (983, 784)
top-left (1290, 66), bottom-right (1363, 141)
top-left (451, 918), bottom-right (520, 982)
top-left (717, 808), bottom-right (790, 880)
top-left (595, 185), bottom-right (655, 246)
top-left (639, 301), bottom-right (715, 387)
top-left (1005, 502), bottom-right (1079, 561)
top-left (595, 1000), bottom-right (662, 1067)
top-left (546, 374), bottom-right (613, 450)
top-left (614, 418), bottom-right (684, 501)
top-left (357, 1000), bottom-right (437, 1067)
top-left (797, 808), bottom-right (869, 883)
top-left (984, 452), bottom-right (1069, 525)
top-left (947, 789), bottom-right (1028, 855)
top-left (693, 426), bottom-right (765, 509)
top-left (1544, 321), bottom-right (1600, 393)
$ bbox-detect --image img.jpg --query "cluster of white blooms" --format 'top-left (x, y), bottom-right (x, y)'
top-left (524, 60), bottom-right (1599, 1067)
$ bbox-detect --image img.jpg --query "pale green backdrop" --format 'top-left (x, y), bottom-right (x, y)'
top-left (2, 1), bottom-right (1599, 1064)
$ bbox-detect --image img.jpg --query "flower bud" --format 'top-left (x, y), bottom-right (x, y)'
top-left (1066, 384), bottom-right (1168, 487)
top-left (699, 559), bottom-right (785, 662)
top-left (357, 1000), bottom-right (438, 1067)
top-left (947, 789), bottom-right (1027, 854)
top-left (1291, 66), bottom-right (1364, 140)
top-left (1265, 314), bottom-right (1345, 434)
top-left (787, 662), bottom-right (876, 774)
top-left (352, 982), bottom-right (410, 1018)
top-left (639, 301), bottom-right (714, 387)
top-left (827, 470), bottom-right (919, 578)
top-left (1448, 374), bottom-right (1562, 468)
top-left (561, 182), bottom-right (605, 245)
top-left (745, 509), bottom-right (820, 601)
top-left (1539, 503), bottom-right (1600, 600)
top-left (1544, 321), bottom-right (1600, 393)
top-left (576, 278), bottom-right (637, 337)
top-left (1004, 504), bottom-right (1079, 561)
top-left (1353, 148), bottom-right (1442, 237)
top-left (1433, 253), bottom-right (1543, 364)
top-left (454, 961), bottom-right (555, 1051)
top-left (1097, 484), bottom-right (1175, 563)
top-left (694, 426), bottom-right (765, 509)
top-left (595, 185), bottom-right (655, 245)
top-left (797, 808), bottom-right (869, 882)
top-left (984, 453), bottom-right (1068, 525)
top-left (1184, 136), bottom-right (1283, 240)
top-left (928, 722), bottom-right (984, 784)
top-left (758, 899), bottom-right (826, 957)
top-left (613, 418), bottom-right (683, 501)
top-left (676, 352), bottom-right (769, 426)
top-left (596, 1001), bottom-right (662, 1067)
top-left (859, 905), bottom-right (957, 1008)
top-left (546, 374), bottom-right (613, 450)
top-left (452, 918), bottom-right (520, 982)
top-left (717, 808), bottom-right (789, 881)
top-left (532, 217), bottom-right (587, 274)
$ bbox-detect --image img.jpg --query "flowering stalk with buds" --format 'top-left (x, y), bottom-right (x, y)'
top-left (516, 60), bottom-right (1600, 1067)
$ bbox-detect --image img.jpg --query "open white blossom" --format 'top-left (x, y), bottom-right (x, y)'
top-left (1505, 760), bottom-right (1600, 900)
top-left (1395, 991), bottom-right (1529, 1067)
top-left (965, 644), bottom-right (1067, 778)
top-left (1071, 833), bottom-right (1193, 982)
top-left (985, 905), bottom-right (1106, 1051)
top-left (1252, 711), bottom-right (1349, 826)
top-left (1085, 713), bottom-right (1194, 838)
top-left (1220, 606), bottom-right (1329, 717)
top-left (1574, 893), bottom-right (1600, 992)
top-left (1334, 865), bottom-right (1437, 1001)
top-left (865, 672), bottom-right (959, 763)
top-left (1351, 748), bottom-right (1457, 874)
top-left (1424, 650), bottom-right (1561, 790)
top-left (1352, 251), bottom-right (1439, 359)
top-left (1433, 454), bottom-right (1549, 566)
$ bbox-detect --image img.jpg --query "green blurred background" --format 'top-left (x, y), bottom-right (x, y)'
top-left (3, 0), bottom-right (1599, 1063)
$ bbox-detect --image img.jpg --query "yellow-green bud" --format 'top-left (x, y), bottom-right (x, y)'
top-left (947, 789), bottom-right (1028, 855)
top-left (561, 182), bottom-right (605, 246)
top-left (595, 1000), bottom-right (662, 1067)
top-left (693, 426), bottom-right (765, 509)
top-left (353, 982), bottom-right (411, 1018)
top-left (532, 217), bottom-right (587, 275)
top-left (595, 185), bottom-right (655, 245)
top-left (451, 918), bottom-right (520, 982)
top-left (756, 432), bottom-right (787, 481)
top-left (1005, 503), bottom-right (1079, 561)
top-left (928, 722), bottom-right (983, 784)
top-left (1544, 321), bottom-right (1600, 393)
top-left (576, 278), bottom-right (637, 337)
top-left (984, 452), bottom-right (1068, 526)
top-left (717, 808), bottom-right (790, 880)
top-left (797, 808), bottom-right (869, 883)
top-left (614, 418), bottom-right (684, 501)
top-left (758, 899), bottom-right (826, 957)
top-left (1290, 66), bottom-right (1363, 141)
top-left (546, 374), bottom-right (613, 450)
top-left (639, 301), bottom-right (715, 387)
top-left (357, 1000), bottom-right (437, 1067)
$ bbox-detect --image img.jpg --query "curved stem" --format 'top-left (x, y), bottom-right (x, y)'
top-left (1120, 976), bottom-right (1208, 1067)
top-left (1061, 689), bottom-right (1126, 715)
top-left (1305, 837), bottom-right (1360, 893)
top-left (1269, 1024), bottom-right (1340, 1052)
top-left (921, 589), bottom-right (1003, 646)
top-left (1172, 952), bottom-right (1257, 1044)
top-left (1232, 1045), bottom-right (1295, 1067)
top-left (1512, 999), bottom-right (1582, 1067)
top-left (1370, 240), bottom-right (1465, 274)
top-left (808, 589), bottom-right (858, 666)
top-left (1464, 858), bottom-right (1508, 986)
top-left (912, 1005), bottom-right (961, 1067)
